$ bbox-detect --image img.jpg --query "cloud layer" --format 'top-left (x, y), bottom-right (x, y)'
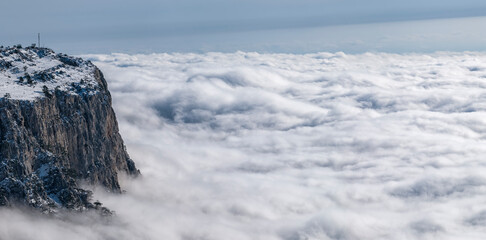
top-left (3, 51), bottom-right (486, 239)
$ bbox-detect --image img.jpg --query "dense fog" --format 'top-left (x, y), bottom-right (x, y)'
top-left (2, 51), bottom-right (486, 239)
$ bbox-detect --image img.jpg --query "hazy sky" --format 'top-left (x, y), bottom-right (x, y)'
top-left (1, 0), bottom-right (486, 54)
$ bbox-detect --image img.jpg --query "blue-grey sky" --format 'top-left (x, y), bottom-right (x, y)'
top-left (1, 0), bottom-right (486, 54)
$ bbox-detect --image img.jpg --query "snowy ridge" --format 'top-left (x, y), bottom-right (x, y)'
top-left (0, 46), bottom-right (100, 100)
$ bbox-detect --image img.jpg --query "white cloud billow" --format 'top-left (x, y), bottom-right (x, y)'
top-left (2, 51), bottom-right (486, 239)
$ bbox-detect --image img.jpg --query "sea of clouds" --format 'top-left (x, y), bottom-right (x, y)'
top-left (2, 51), bottom-right (486, 239)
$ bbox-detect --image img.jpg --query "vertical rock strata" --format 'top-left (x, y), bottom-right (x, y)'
top-left (0, 46), bottom-right (138, 212)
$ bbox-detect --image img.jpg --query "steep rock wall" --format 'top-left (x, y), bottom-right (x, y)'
top-left (0, 48), bottom-right (138, 212)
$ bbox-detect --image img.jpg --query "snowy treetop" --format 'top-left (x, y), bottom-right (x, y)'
top-left (0, 45), bottom-right (100, 101)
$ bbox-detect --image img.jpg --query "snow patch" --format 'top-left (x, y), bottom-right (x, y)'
top-left (0, 47), bottom-right (100, 100)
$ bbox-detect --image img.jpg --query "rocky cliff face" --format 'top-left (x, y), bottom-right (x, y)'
top-left (0, 45), bottom-right (138, 213)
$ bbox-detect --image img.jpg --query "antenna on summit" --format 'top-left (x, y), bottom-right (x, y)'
top-left (38, 33), bottom-right (40, 48)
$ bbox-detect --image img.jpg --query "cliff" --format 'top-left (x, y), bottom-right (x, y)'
top-left (0, 45), bottom-right (138, 213)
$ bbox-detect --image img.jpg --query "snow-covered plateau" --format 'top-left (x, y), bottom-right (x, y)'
top-left (0, 46), bottom-right (99, 100)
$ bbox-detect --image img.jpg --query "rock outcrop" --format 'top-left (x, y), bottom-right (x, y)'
top-left (0, 45), bottom-right (138, 213)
